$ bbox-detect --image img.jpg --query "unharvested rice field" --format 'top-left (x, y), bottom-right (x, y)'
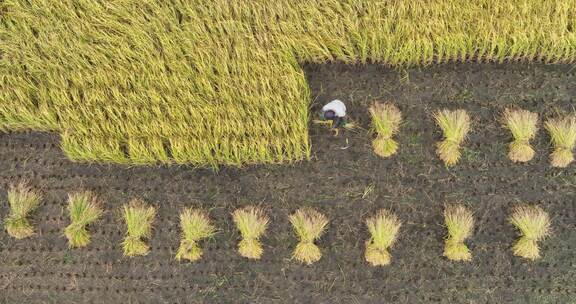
top-left (1, 64), bottom-right (575, 303)
top-left (2, 0), bottom-right (576, 166)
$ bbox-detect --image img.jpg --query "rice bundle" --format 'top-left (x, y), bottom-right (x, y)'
top-left (544, 116), bottom-right (576, 167)
top-left (122, 200), bottom-right (156, 257)
top-left (4, 182), bottom-right (41, 239)
top-left (365, 209), bottom-right (401, 266)
top-left (289, 208), bottom-right (329, 265)
top-left (434, 109), bottom-right (471, 166)
top-left (232, 206), bottom-right (268, 259)
top-left (64, 191), bottom-right (103, 248)
top-left (370, 102), bottom-right (402, 158)
top-left (443, 204), bottom-right (474, 261)
top-left (503, 109), bottom-right (538, 162)
top-left (175, 208), bottom-right (216, 262)
top-left (509, 205), bottom-right (551, 260)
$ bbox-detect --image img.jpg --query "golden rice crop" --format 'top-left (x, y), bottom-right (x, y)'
top-left (122, 200), bottom-right (156, 257)
top-left (503, 109), bottom-right (539, 163)
top-left (3, 182), bottom-right (41, 239)
top-left (544, 116), bottom-right (576, 167)
top-left (232, 206), bottom-right (268, 259)
top-left (289, 208), bottom-right (329, 265)
top-left (175, 208), bottom-right (216, 262)
top-left (434, 109), bottom-right (471, 166)
top-left (370, 102), bottom-right (402, 158)
top-left (64, 191), bottom-right (103, 248)
top-left (443, 204), bottom-right (474, 261)
top-left (2, 1), bottom-right (576, 165)
top-left (509, 205), bottom-right (550, 260)
top-left (365, 209), bottom-right (401, 266)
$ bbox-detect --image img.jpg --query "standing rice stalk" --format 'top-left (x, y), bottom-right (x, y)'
top-left (365, 209), bottom-right (401, 266)
top-left (370, 102), bottom-right (402, 158)
top-left (503, 109), bottom-right (539, 162)
top-left (121, 200), bottom-right (156, 257)
top-left (443, 204), bottom-right (474, 261)
top-left (175, 208), bottom-right (216, 262)
top-left (4, 1), bottom-right (576, 166)
top-left (4, 182), bottom-right (41, 239)
top-left (434, 109), bottom-right (470, 166)
top-left (544, 116), bottom-right (576, 167)
top-left (232, 206), bottom-right (268, 259)
top-left (289, 208), bottom-right (329, 265)
top-left (64, 191), bottom-right (103, 248)
top-left (509, 205), bottom-right (550, 260)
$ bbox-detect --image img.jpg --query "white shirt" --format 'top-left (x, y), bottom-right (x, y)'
top-left (322, 99), bottom-right (346, 117)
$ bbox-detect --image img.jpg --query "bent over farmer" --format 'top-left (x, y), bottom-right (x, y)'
top-left (320, 99), bottom-right (347, 136)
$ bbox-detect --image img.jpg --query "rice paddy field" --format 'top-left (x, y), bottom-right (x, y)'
top-left (3, 1), bottom-right (576, 303)
top-left (1, 63), bottom-right (575, 303)
top-left (2, 0), bottom-right (576, 166)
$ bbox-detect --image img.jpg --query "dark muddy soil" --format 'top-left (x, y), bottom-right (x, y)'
top-left (1, 63), bottom-right (576, 304)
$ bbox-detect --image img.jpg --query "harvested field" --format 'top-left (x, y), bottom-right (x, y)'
top-left (1, 63), bottom-right (575, 303)
top-left (2, 0), bottom-right (576, 166)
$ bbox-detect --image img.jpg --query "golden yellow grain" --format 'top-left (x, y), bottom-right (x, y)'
top-left (121, 199), bottom-right (156, 257)
top-left (289, 208), bottom-right (329, 265)
top-left (509, 205), bottom-right (550, 260)
top-left (2, 1), bottom-right (575, 165)
top-left (503, 109), bottom-right (539, 163)
top-left (3, 182), bottom-right (41, 239)
top-left (544, 116), bottom-right (576, 167)
top-left (434, 109), bottom-right (471, 166)
top-left (370, 102), bottom-right (402, 158)
top-left (64, 191), bottom-right (103, 248)
top-left (232, 206), bottom-right (268, 259)
top-left (365, 209), bottom-right (401, 266)
top-left (443, 204), bottom-right (474, 261)
top-left (175, 208), bottom-right (216, 262)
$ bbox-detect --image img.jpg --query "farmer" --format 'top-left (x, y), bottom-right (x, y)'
top-left (320, 99), bottom-right (347, 136)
